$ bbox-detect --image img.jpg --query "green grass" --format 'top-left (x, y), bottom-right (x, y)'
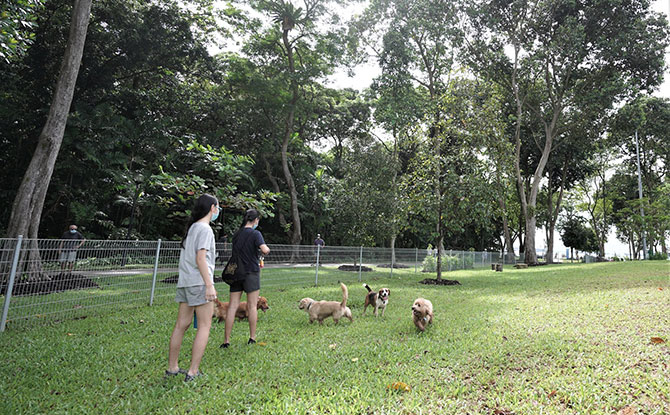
top-left (0, 262), bottom-right (668, 414)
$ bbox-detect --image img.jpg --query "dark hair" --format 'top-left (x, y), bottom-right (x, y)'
top-left (181, 194), bottom-right (218, 248)
top-left (232, 208), bottom-right (260, 239)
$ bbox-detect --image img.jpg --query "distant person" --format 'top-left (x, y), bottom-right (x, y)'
top-left (221, 209), bottom-right (270, 348)
top-left (314, 234), bottom-right (325, 247)
top-left (58, 225), bottom-right (85, 273)
top-left (167, 194), bottom-right (219, 382)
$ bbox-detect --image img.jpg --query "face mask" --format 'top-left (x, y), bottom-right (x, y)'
top-left (252, 223), bottom-right (258, 230)
top-left (211, 207), bottom-right (219, 222)
top-left (70, 229), bottom-right (77, 234)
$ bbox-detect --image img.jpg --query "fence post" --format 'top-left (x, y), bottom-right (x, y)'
top-left (1, 235), bottom-right (23, 332)
top-left (358, 246), bottom-right (363, 282)
top-left (314, 244), bottom-right (321, 286)
top-left (449, 249), bottom-right (452, 272)
top-left (390, 248), bottom-right (394, 277)
top-left (149, 239), bottom-right (161, 306)
top-left (415, 248), bottom-right (418, 273)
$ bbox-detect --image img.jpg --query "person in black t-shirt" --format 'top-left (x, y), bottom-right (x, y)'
top-left (58, 225), bottom-right (85, 272)
top-left (221, 209), bottom-right (270, 348)
top-left (314, 234), bottom-right (325, 247)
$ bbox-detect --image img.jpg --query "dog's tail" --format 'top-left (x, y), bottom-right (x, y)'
top-left (363, 283), bottom-right (372, 292)
top-left (340, 282), bottom-right (348, 308)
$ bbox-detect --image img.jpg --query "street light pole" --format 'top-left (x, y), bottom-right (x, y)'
top-left (634, 130), bottom-right (648, 260)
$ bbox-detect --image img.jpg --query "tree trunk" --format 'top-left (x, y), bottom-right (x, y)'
top-left (390, 234), bottom-right (396, 266)
top-left (281, 27), bottom-right (301, 249)
top-left (7, 0), bottom-right (92, 240)
top-left (264, 158), bottom-right (288, 229)
top-left (4, 0), bottom-right (92, 281)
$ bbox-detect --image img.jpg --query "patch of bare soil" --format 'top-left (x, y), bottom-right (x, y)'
top-left (2, 273), bottom-right (99, 296)
top-left (418, 278), bottom-right (461, 286)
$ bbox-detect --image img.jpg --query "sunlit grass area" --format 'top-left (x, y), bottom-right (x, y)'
top-left (0, 261), bottom-right (668, 414)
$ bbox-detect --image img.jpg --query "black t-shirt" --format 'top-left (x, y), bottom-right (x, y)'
top-left (61, 231), bottom-right (84, 251)
top-left (233, 228), bottom-right (265, 273)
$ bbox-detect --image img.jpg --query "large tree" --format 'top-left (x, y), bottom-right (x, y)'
top-left (466, 0), bottom-right (669, 264)
top-left (6, 0), bottom-right (92, 240)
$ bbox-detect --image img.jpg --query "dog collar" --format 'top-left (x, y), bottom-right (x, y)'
top-left (307, 301), bottom-right (314, 310)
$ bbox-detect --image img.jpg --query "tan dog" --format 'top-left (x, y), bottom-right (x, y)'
top-left (363, 283), bottom-right (390, 317)
top-left (411, 298), bottom-right (433, 331)
top-left (213, 296), bottom-right (270, 323)
top-left (298, 282), bottom-right (353, 324)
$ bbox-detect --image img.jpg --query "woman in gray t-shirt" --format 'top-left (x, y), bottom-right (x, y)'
top-left (167, 194), bottom-right (219, 382)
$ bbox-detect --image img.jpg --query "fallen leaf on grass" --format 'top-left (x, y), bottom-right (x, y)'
top-left (329, 343), bottom-right (337, 350)
top-left (73, 305), bottom-right (83, 310)
top-left (387, 382), bottom-right (411, 392)
top-left (493, 409), bottom-right (514, 415)
top-left (659, 287), bottom-right (663, 291)
top-left (258, 342), bottom-right (267, 346)
top-left (616, 405), bottom-right (636, 415)
top-left (351, 358), bottom-right (358, 362)
top-left (547, 390), bottom-right (557, 398)
top-left (66, 333), bottom-right (74, 336)
top-left (650, 337), bottom-right (665, 344)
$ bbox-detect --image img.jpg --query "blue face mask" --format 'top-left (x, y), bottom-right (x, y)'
top-left (70, 229), bottom-right (77, 234)
top-left (211, 207), bottom-right (220, 222)
top-left (252, 223), bottom-right (258, 230)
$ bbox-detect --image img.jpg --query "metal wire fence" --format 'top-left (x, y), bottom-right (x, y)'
top-left (0, 237), bottom-right (514, 331)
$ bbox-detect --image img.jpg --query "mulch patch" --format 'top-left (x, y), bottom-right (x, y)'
top-left (377, 263), bottom-right (411, 269)
top-left (1, 273), bottom-right (99, 296)
top-left (338, 265), bottom-right (373, 272)
top-left (419, 278), bottom-right (461, 286)
top-left (161, 274), bottom-right (224, 284)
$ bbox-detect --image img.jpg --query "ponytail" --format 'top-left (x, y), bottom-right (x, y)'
top-left (181, 194), bottom-right (218, 248)
top-left (232, 208), bottom-right (260, 239)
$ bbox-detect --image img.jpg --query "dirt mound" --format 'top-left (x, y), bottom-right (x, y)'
top-left (338, 265), bottom-right (373, 272)
top-left (377, 263), bottom-right (411, 269)
top-left (419, 278), bottom-right (461, 286)
top-left (161, 274), bottom-right (224, 284)
top-left (2, 273), bottom-right (100, 296)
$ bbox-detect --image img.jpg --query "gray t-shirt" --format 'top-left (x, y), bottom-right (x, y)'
top-left (178, 222), bottom-right (216, 288)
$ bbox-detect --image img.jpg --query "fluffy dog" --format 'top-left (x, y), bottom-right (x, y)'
top-left (411, 298), bottom-right (433, 331)
top-left (298, 282), bottom-right (353, 324)
top-left (362, 283), bottom-right (390, 317)
top-left (213, 296), bottom-right (269, 323)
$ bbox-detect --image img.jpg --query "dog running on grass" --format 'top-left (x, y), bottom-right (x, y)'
top-left (362, 283), bottom-right (390, 317)
top-left (411, 298), bottom-right (433, 331)
top-left (298, 282), bottom-right (353, 325)
top-left (213, 296), bottom-right (269, 323)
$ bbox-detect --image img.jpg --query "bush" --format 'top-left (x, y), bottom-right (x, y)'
top-left (648, 252), bottom-right (669, 261)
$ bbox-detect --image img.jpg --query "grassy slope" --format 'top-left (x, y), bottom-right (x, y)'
top-left (0, 262), bottom-right (668, 414)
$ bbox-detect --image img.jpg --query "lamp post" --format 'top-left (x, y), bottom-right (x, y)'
top-left (635, 130), bottom-right (648, 260)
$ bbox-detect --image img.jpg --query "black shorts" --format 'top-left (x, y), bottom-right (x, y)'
top-left (230, 271), bottom-right (260, 293)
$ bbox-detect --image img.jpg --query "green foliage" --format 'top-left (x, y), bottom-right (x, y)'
top-left (0, 0), bottom-right (43, 62)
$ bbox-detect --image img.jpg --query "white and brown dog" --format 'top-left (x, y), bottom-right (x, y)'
top-left (298, 282), bottom-right (353, 325)
top-left (362, 283), bottom-right (390, 317)
top-left (411, 298), bottom-right (433, 331)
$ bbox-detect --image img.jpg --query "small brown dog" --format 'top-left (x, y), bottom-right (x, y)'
top-left (213, 296), bottom-right (270, 323)
top-left (362, 283), bottom-right (390, 317)
top-left (411, 298), bottom-right (433, 331)
top-left (298, 282), bottom-right (353, 324)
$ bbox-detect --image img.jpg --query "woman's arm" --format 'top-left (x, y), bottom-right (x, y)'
top-left (259, 244), bottom-right (270, 256)
top-left (196, 249), bottom-right (217, 301)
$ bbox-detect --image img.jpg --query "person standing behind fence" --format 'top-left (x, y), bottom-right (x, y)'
top-left (58, 225), bottom-right (85, 273)
top-left (221, 209), bottom-right (270, 348)
top-left (314, 234), bottom-right (325, 247)
top-left (167, 194), bottom-right (219, 382)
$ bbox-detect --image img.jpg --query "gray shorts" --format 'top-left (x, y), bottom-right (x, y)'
top-left (230, 271), bottom-right (260, 293)
top-left (59, 251), bottom-right (77, 262)
top-left (175, 285), bottom-right (207, 306)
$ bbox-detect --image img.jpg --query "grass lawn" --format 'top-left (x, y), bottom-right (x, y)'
top-left (0, 261), bottom-right (668, 414)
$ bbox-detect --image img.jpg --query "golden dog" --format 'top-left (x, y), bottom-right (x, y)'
top-left (411, 298), bottom-right (433, 331)
top-left (213, 296), bottom-right (269, 323)
top-left (298, 282), bottom-right (353, 324)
